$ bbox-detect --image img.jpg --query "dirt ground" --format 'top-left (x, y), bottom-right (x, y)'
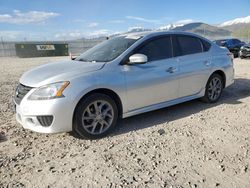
top-left (0, 56), bottom-right (250, 188)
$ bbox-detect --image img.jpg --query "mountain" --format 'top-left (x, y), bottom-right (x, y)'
top-left (158, 23), bottom-right (182, 31)
top-left (219, 16), bottom-right (250, 40)
top-left (219, 16), bottom-right (250, 38)
top-left (172, 22), bottom-right (231, 38)
top-left (127, 27), bottom-right (152, 33)
top-left (77, 16), bottom-right (248, 41)
top-left (219, 16), bottom-right (250, 27)
top-left (108, 23), bottom-right (231, 40)
top-left (158, 19), bottom-right (196, 31)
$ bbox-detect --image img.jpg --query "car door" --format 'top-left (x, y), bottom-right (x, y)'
top-left (123, 35), bottom-right (180, 111)
top-left (173, 35), bottom-right (212, 98)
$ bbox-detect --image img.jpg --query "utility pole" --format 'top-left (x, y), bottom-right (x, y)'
top-left (248, 29), bottom-right (250, 44)
top-left (1, 36), bottom-right (5, 57)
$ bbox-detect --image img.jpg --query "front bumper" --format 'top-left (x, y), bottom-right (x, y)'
top-left (239, 50), bottom-right (250, 57)
top-left (15, 94), bottom-right (74, 133)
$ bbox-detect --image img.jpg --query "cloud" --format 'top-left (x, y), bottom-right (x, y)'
top-left (0, 30), bottom-right (24, 40)
top-left (87, 29), bottom-right (109, 37)
top-left (54, 29), bottom-right (111, 40)
top-left (54, 31), bottom-right (82, 39)
top-left (73, 19), bottom-right (86, 23)
top-left (88, 22), bottom-right (99, 28)
top-left (109, 20), bottom-right (124, 24)
top-left (175, 19), bottom-right (195, 25)
top-left (126, 16), bottom-right (160, 24)
top-left (128, 26), bottom-right (143, 31)
top-left (0, 10), bottom-right (59, 24)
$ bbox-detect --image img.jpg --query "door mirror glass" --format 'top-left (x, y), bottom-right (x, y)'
top-left (128, 54), bottom-right (148, 64)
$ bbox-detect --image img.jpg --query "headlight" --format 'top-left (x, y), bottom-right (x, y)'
top-left (240, 46), bottom-right (244, 50)
top-left (28, 81), bottom-right (70, 100)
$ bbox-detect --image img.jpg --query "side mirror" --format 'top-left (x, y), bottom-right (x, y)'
top-left (70, 52), bottom-right (76, 60)
top-left (128, 54), bottom-right (148, 64)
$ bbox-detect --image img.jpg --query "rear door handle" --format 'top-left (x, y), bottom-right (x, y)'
top-left (166, 67), bottom-right (177, 73)
top-left (204, 60), bottom-right (211, 66)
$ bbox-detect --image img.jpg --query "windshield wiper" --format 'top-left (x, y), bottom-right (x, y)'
top-left (91, 60), bottom-right (105, 63)
top-left (77, 58), bottom-right (89, 62)
top-left (77, 58), bottom-right (105, 63)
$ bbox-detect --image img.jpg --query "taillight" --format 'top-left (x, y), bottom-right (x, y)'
top-left (227, 52), bottom-right (234, 64)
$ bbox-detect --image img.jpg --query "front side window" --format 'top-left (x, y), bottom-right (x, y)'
top-left (226, 40), bottom-right (233, 45)
top-left (176, 35), bottom-right (203, 56)
top-left (201, 39), bottom-right (211, 52)
top-left (75, 36), bottom-right (139, 62)
top-left (136, 36), bottom-right (172, 62)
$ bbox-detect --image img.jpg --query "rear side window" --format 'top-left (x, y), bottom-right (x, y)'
top-left (201, 39), bottom-right (211, 52)
top-left (136, 36), bottom-right (172, 61)
top-left (176, 35), bottom-right (202, 56)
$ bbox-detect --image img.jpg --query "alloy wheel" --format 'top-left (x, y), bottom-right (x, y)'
top-left (207, 77), bottom-right (222, 101)
top-left (81, 100), bottom-right (114, 135)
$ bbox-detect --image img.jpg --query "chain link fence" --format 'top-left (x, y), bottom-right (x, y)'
top-left (0, 42), bottom-right (16, 57)
top-left (0, 36), bottom-right (248, 57)
top-left (0, 38), bottom-right (105, 57)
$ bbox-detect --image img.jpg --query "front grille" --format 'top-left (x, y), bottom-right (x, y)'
top-left (14, 83), bottom-right (33, 105)
top-left (37, 116), bottom-right (54, 127)
top-left (242, 49), bottom-right (250, 52)
top-left (242, 49), bottom-right (250, 54)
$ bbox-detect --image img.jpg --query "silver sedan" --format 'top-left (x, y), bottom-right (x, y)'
top-left (14, 31), bottom-right (234, 139)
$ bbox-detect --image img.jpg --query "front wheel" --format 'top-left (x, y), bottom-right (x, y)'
top-left (201, 74), bottom-right (223, 103)
top-left (73, 93), bottom-right (118, 139)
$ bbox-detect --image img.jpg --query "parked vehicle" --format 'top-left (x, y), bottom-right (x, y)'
top-left (14, 31), bottom-right (234, 139)
top-left (239, 44), bottom-right (250, 59)
top-left (214, 38), bottom-right (245, 58)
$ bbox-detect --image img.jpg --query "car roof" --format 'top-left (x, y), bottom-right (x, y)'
top-left (216, 38), bottom-right (240, 41)
top-left (214, 39), bottom-right (228, 41)
top-left (122, 30), bottom-right (208, 39)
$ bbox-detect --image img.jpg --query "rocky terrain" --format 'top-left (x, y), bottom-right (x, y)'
top-left (0, 57), bottom-right (250, 188)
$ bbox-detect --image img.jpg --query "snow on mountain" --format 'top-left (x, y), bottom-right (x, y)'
top-left (220, 15), bottom-right (250, 27)
top-left (158, 19), bottom-right (195, 31)
top-left (127, 26), bottom-right (151, 33)
top-left (158, 24), bottom-right (181, 31)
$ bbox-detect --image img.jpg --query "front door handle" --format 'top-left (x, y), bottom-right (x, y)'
top-left (166, 67), bottom-right (177, 73)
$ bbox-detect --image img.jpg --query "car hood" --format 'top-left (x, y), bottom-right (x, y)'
top-left (243, 44), bottom-right (250, 48)
top-left (20, 60), bottom-right (105, 87)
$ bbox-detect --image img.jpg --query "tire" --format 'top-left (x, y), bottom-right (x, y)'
top-left (73, 93), bottom-right (118, 139)
top-left (201, 73), bottom-right (223, 103)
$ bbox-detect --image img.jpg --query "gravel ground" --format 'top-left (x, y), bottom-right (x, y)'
top-left (0, 57), bottom-right (250, 188)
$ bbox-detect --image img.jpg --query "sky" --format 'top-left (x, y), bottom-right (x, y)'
top-left (0, 0), bottom-right (250, 41)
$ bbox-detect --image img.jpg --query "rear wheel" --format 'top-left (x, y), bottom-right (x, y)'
top-left (201, 74), bottom-right (223, 103)
top-left (73, 93), bottom-right (118, 139)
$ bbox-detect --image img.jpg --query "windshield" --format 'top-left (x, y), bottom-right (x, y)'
top-left (75, 36), bottom-right (139, 62)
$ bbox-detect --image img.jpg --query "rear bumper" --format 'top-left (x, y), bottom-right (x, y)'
top-left (224, 65), bottom-right (234, 88)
